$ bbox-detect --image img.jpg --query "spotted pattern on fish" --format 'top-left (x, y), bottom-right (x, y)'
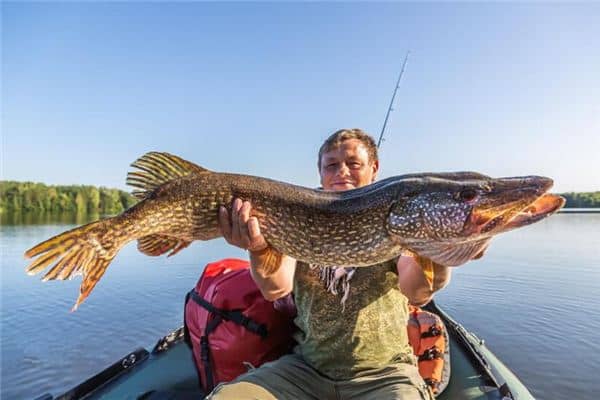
top-left (24, 152), bottom-right (565, 309)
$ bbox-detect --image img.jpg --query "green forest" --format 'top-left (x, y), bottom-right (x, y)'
top-left (1, 181), bottom-right (599, 214)
top-left (559, 192), bottom-right (600, 208)
top-left (0, 181), bottom-right (137, 214)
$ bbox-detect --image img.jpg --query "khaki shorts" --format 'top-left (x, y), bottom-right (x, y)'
top-left (206, 354), bottom-right (434, 400)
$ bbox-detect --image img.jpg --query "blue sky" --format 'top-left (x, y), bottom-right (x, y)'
top-left (2, 2), bottom-right (599, 193)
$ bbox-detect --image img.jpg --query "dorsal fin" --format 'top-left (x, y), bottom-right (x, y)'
top-left (126, 152), bottom-right (210, 200)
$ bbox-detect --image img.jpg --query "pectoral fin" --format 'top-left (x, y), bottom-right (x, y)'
top-left (420, 257), bottom-right (435, 291)
top-left (253, 246), bottom-right (284, 276)
top-left (472, 248), bottom-right (487, 260)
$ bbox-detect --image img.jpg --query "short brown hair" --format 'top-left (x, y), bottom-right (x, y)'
top-left (318, 128), bottom-right (379, 169)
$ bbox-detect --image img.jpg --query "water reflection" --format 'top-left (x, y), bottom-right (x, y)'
top-left (1, 212), bottom-right (599, 400)
top-left (1, 211), bottom-right (103, 226)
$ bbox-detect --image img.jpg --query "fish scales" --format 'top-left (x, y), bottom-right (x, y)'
top-left (136, 171), bottom-right (404, 266)
top-left (24, 152), bottom-right (565, 309)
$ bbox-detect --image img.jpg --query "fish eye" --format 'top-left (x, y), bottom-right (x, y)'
top-left (459, 189), bottom-right (478, 202)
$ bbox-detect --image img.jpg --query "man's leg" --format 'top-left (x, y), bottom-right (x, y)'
top-left (206, 354), bottom-right (336, 400)
top-left (338, 363), bottom-right (434, 400)
top-left (206, 381), bottom-right (277, 400)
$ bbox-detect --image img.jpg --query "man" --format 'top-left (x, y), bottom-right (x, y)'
top-left (210, 129), bottom-right (450, 399)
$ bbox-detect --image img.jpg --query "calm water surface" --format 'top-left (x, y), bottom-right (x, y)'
top-left (1, 213), bottom-right (599, 399)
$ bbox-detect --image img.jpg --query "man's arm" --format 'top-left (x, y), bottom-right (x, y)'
top-left (218, 198), bottom-right (295, 301)
top-left (397, 252), bottom-right (451, 307)
top-left (248, 247), bottom-right (296, 301)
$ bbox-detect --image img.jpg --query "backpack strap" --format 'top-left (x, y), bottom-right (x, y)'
top-left (188, 289), bottom-right (268, 338)
top-left (201, 315), bottom-right (223, 391)
top-left (187, 289), bottom-right (268, 392)
top-left (183, 290), bottom-right (192, 349)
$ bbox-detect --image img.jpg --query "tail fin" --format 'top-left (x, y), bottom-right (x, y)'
top-left (25, 218), bottom-right (123, 311)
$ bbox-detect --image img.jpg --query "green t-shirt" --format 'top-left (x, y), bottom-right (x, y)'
top-left (293, 260), bottom-right (416, 380)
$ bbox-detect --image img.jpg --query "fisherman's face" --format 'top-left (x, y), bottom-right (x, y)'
top-left (319, 139), bottom-right (379, 191)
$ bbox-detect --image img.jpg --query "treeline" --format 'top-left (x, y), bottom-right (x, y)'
top-left (1, 181), bottom-right (598, 213)
top-left (0, 181), bottom-right (137, 214)
top-left (559, 192), bottom-right (600, 208)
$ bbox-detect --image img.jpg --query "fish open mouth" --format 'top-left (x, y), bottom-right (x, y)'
top-left (503, 193), bottom-right (566, 229)
top-left (466, 191), bottom-right (565, 235)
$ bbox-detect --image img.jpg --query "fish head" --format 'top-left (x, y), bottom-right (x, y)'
top-left (461, 176), bottom-right (565, 236)
top-left (386, 174), bottom-right (565, 265)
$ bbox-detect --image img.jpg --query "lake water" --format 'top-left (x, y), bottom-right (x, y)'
top-left (1, 213), bottom-right (599, 399)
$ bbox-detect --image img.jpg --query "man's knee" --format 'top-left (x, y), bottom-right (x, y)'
top-left (206, 381), bottom-right (277, 400)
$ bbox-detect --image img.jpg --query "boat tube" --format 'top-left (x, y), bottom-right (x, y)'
top-left (34, 300), bottom-right (534, 400)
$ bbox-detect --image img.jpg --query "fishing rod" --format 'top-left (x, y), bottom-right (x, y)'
top-left (377, 51), bottom-right (410, 149)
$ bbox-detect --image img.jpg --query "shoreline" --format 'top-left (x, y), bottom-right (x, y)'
top-left (558, 209), bottom-right (600, 214)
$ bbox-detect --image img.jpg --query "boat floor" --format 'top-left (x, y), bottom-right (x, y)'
top-left (71, 331), bottom-right (505, 399)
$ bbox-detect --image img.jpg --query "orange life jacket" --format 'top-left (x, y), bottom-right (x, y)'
top-left (407, 305), bottom-right (449, 395)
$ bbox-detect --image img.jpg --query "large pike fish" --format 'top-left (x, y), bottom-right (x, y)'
top-left (25, 152), bottom-right (565, 310)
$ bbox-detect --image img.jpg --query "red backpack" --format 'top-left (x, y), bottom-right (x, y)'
top-left (184, 259), bottom-right (296, 393)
